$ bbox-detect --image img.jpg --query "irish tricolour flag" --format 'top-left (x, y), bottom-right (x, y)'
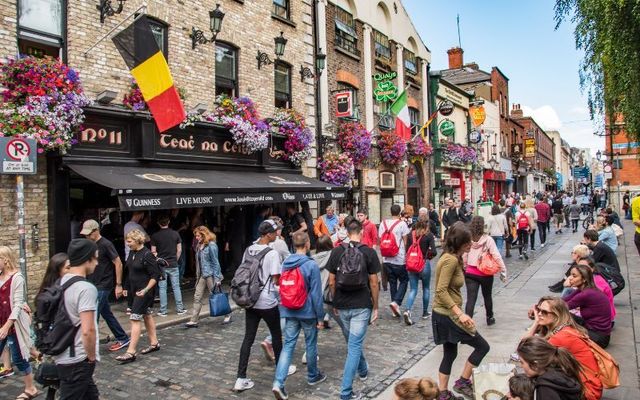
top-left (390, 90), bottom-right (411, 141)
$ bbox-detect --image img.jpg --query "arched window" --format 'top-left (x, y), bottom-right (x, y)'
top-left (409, 107), bottom-right (420, 135)
top-left (215, 42), bottom-right (238, 97)
top-left (275, 61), bottom-right (292, 108)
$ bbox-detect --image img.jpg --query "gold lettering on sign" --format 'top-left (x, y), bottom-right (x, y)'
top-left (201, 140), bottom-right (219, 152)
top-left (159, 134), bottom-right (195, 150)
top-left (81, 128), bottom-right (122, 145)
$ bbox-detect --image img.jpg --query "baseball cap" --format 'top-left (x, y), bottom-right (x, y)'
top-left (80, 219), bottom-right (100, 236)
top-left (258, 219), bottom-right (282, 235)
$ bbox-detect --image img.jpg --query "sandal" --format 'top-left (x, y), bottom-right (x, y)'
top-left (140, 343), bottom-right (161, 355)
top-left (115, 352), bottom-right (137, 364)
top-left (16, 391), bottom-right (40, 400)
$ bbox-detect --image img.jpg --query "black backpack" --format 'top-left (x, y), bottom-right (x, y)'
top-left (596, 262), bottom-right (625, 296)
top-left (34, 276), bottom-right (85, 356)
top-left (230, 247), bottom-right (273, 308)
top-left (335, 242), bottom-right (369, 291)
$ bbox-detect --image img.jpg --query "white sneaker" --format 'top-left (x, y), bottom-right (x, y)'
top-left (287, 365), bottom-right (297, 376)
top-left (233, 378), bottom-right (254, 392)
top-left (301, 352), bottom-right (320, 365)
top-left (541, 243), bottom-right (545, 248)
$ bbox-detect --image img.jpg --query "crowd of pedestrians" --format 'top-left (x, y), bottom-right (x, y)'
top-left (0, 187), bottom-right (630, 400)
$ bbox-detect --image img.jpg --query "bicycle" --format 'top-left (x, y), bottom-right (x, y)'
top-left (582, 212), bottom-right (595, 230)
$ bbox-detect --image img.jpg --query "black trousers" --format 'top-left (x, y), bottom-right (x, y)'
top-left (464, 274), bottom-right (494, 319)
top-left (537, 221), bottom-right (548, 244)
top-left (571, 218), bottom-right (579, 231)
top-left (439, 334), bottom-right (490, 375)
top-left (572, 314), bottom-right (610, 349)
top-left (57, 359), bottom-right (99, 400)
top-left (517, 229), bottom-right (529, 255)
top-left (530, 229), bottom-right (536, 249)
top-left (237, 306), bottom-right (282, 378)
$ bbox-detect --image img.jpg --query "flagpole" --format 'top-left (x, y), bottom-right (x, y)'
top-left (83, 5), bottom-right (148, 57)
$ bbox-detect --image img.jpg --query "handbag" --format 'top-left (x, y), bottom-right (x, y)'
top-left (477, 243), bottom-right (501, 275)
top-left (323, 283), bottom-right (333, 305)
top-left (209, 283), bottom-right (231, 317)
top-left (472, 363), bottom-right (516, 400)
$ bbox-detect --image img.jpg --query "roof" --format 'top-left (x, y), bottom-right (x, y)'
top-left (437, 66), bottom-right (492, 85)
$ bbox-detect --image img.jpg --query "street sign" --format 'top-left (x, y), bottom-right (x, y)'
top-left (1, 137), bottom-right (37, 175)
top-left (573, 166), bottom-right (590, 179)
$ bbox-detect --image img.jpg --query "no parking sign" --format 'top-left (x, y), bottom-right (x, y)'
top-left (0, 137), bottom-right (37, 174)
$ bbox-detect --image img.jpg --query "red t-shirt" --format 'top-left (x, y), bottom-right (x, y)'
top-left (361, 220), bottom-right (378, 248)
top-left (548, 326), bottom-right (603, 400)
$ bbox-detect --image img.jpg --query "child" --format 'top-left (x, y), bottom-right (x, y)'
top-left (393, 377), bottom-right (439, 400)
top-left (506, 374), bottom-right (535, 400)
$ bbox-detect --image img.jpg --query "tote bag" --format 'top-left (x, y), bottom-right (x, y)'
top-left (209, 284), bottom-right (232, 317)
top-left (472, 363), bottom-right (516, 400)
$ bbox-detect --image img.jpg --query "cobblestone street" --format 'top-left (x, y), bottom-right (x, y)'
top-left (0, 235), bottom-right (558, 400)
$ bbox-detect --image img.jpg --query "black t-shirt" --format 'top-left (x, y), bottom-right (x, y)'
top-left (326, 242), bottom-right (381, 310)
top-left (150, 228), bottom-right (181, 265)
top-left (552, 200), bottom-right (564, 214)
top-left (591, 241), bottom-right (620, 272)
top-left (126, 247), bottom-right (161, 292)
top-left (406, 232), bottom-right (437, 258)
top-left (88, 237), bottom-right (119, 290)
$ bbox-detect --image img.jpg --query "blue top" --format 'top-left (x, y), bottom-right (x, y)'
top-left (324, 214), bottom-right (339, 235)
top-left (598, 227), bottom-right (618, 253)
top-left (197, 242), bottom-right (223, 281)
top-left (278, 253), bottom-right (324, 321)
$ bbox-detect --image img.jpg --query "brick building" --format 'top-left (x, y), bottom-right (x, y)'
top-left (605, 113), bottom-right (640, 209)
top-left (316, 0), bottom-right (431, 221)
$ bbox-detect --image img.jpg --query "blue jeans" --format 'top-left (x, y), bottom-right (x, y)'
top-left (97, 289), bottom-right (129, 342)
top-left (385, 263), bottom-right (408, 305)
top-left (177, 250), bottom-right (186, 281)
top-left (273, 318), bottom-right (321, 389)
top-left (159, 266), bottom-right (185, 313)
top-left (338, 308), bottom-right (371, 399)
top-left (492, 236), bottom-right (504, 254)
top-left (404, 261), bottom-right (432, 313)
top-left (0, 332), bottom-right (31, 375)
top-left (561, 287), bottom-right (576, 299)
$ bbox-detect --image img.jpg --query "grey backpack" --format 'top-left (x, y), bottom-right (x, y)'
top-left (230, 247), bottom-right (273, 308)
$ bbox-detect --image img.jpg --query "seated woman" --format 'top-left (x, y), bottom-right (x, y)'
top-left (550, 244), bottom-right (590, 294)
top-left (577, 257), bottom-right (615, 322)
top-left (595, 216), bottom-right (618, 253)
top-left (564, 264), bottom-right (613, 348)
top-left (524, 296), bottom-right (603, 400)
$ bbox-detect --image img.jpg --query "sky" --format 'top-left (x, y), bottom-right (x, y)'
top-left (403, 0), bottom-right (604, 151)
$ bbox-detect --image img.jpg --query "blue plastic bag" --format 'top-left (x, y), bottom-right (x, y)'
top-left (209, 284), bottom-right (231, 317)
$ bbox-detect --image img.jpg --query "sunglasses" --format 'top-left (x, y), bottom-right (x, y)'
top-left (535, 305), bottom-right (555, 317)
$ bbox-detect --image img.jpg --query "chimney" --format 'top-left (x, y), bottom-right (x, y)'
top-left (464, 62), bottom-right (479, 70)
top-left (511, 103), bottom-right (523, 118)
top-left (447, 47), bottom-right (464, 69)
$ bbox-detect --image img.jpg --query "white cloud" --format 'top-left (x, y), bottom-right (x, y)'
top-left (521, 105), bottom-right (562, 130)
top-left (569, 106), bottom-right (590, 116)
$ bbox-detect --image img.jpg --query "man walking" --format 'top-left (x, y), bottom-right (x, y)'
top-left (534, 196), bottom-right (551, 248)
top-left (313, 205), bottom-right (339, 239)
top-left (151, 215), bottom-right (186, 316)
top-left (552, 195), bottom-right (565, 234)
top-left (55, 239), bottom-right (100, 400)
top-left (272, 232), bottom-right (326, 399)
top-left (378, 204), bottom-right (410, 317)
top-left (81, 219), bottom-right (130, 352)
top-left (442, 199), bottom-right (463, 232)
top-left (327, 219), bottom-right (380, 400)
top-left (356, 209), bottom-right (378, 249)
top-left (284, 204), bottom-right (308, 251)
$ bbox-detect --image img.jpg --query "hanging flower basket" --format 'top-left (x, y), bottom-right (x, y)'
top-left (378, 131), bottom-right (407, 165)
top-left (205, 94), bottom-right (269, 153)
top-left (337, 121), bottom-right (372, 166)
top-left (407, 136), bottom-right (433, 163)
top-left (318, 151), bottom-right (355, 187)
top-left (442, 143), bottom-right (478, 166)
top-left (123, 80), bottom-right (187, 112)
top-left (270, 108), bottom-right (314, 166)
top-left (0, 56), bottom-right (91, 153)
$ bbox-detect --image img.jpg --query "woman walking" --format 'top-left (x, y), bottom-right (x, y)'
top-left (485, 205), bottom-right (508, 254)
top-left (463, 216), bottom-right (507, 326)
top-left (525, 198), bottom-right (538, 251)
top-left (569, 199), bottom-right (582, 233)
top-left (185, 226), bottom-right (225, 328)
top-left (432, 222), bottom-right (490, 399)
top-left (0, 246), bottom-right (39, 399)
top-left (517, 336), bottom-right (584, 400)
top-left (402, 220), bottom-right (437, 325)
top-left (116, 229), bottom-right (162, 363)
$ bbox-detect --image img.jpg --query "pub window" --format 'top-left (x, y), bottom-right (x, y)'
top-left (215, 42), bottom-right (238, 97)
top-left (374, 30), bottom-right (391, 59)
top-left (275, 61), bottom-right (292, 108)
top-left (17, 0), bottom-right (65, 58)
top-left (376, 98), bottom-right (394, 129)
top-left (404, 49), bottom-right (417, 75)
top-left (409, 107), bottom-right (420, 135)
top-left (335, 7), bottom-right (359, 56)
top-left (273, 0), bottom-right (290, 20)
top-left (147, 17), bottom-right (169, 59)
top-left (337, 82), bottom-right (359, 120)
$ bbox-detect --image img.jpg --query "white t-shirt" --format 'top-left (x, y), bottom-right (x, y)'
top-left (244, 243), bottom-right (281, 310)
top-left (54, 274), bottom-right (100, 365)
top-left (378, 219), bottom-right (411, 264)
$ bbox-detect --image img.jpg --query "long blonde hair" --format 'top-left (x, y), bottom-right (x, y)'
top-left (535, 296), bottom-right (588, 339)
top-left (0, 246), bottom-right (19, 274)
top-left (194, 225), bottom-right (216, 244)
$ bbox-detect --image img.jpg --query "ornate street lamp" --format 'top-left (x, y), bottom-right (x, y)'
top-left (97, 0), bottom-right (126, 24)
top-left (257, 32), bottom-right (288, 69)
top-left (191, 4), bottom-right (226, 50)
top-left (300, 49), bottom-right (327, 81)
top-left (596, 149), bottom-right (602, 161)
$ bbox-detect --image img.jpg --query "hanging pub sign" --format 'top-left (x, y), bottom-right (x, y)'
top-left (373, 71), bottom-right (398, 103)
top-left (468, 129), bottom-right (482, 144)
top-left (439, 119), bottom-right (455, 137)
top-left (336, 91), bottom-right (353, 118)
top-left (524, 138), bottom-right (536, 158)
top-left (470, 105), bottom-right (486, 127)
top-left (511, 143), bottom-right (522, 156)
top-left (438, 100), bottom-right (454, 116)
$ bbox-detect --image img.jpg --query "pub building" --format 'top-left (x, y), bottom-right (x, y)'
top-left (50, 105), bottom-right (346, 277)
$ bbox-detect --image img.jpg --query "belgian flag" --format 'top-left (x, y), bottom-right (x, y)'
top-left (112, 16), bottom-right (186, 132)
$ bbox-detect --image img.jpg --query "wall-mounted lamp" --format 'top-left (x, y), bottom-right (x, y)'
top-left (96, 90), bottom-right (118, 105)
top-left (97, 0), bottom-right (126, 24)
top-left (257, 32), bottom-right (288, 69)
top-left (300, 49), bottom-right (326, 81)
top-left (191, 4), bottom-right (225, 50)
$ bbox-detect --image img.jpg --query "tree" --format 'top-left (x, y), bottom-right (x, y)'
top-left (555, 0), bottom-right (640, 140)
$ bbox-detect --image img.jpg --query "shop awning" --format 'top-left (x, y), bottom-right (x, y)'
top-left (69, 164), bottom-right (347, 211)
